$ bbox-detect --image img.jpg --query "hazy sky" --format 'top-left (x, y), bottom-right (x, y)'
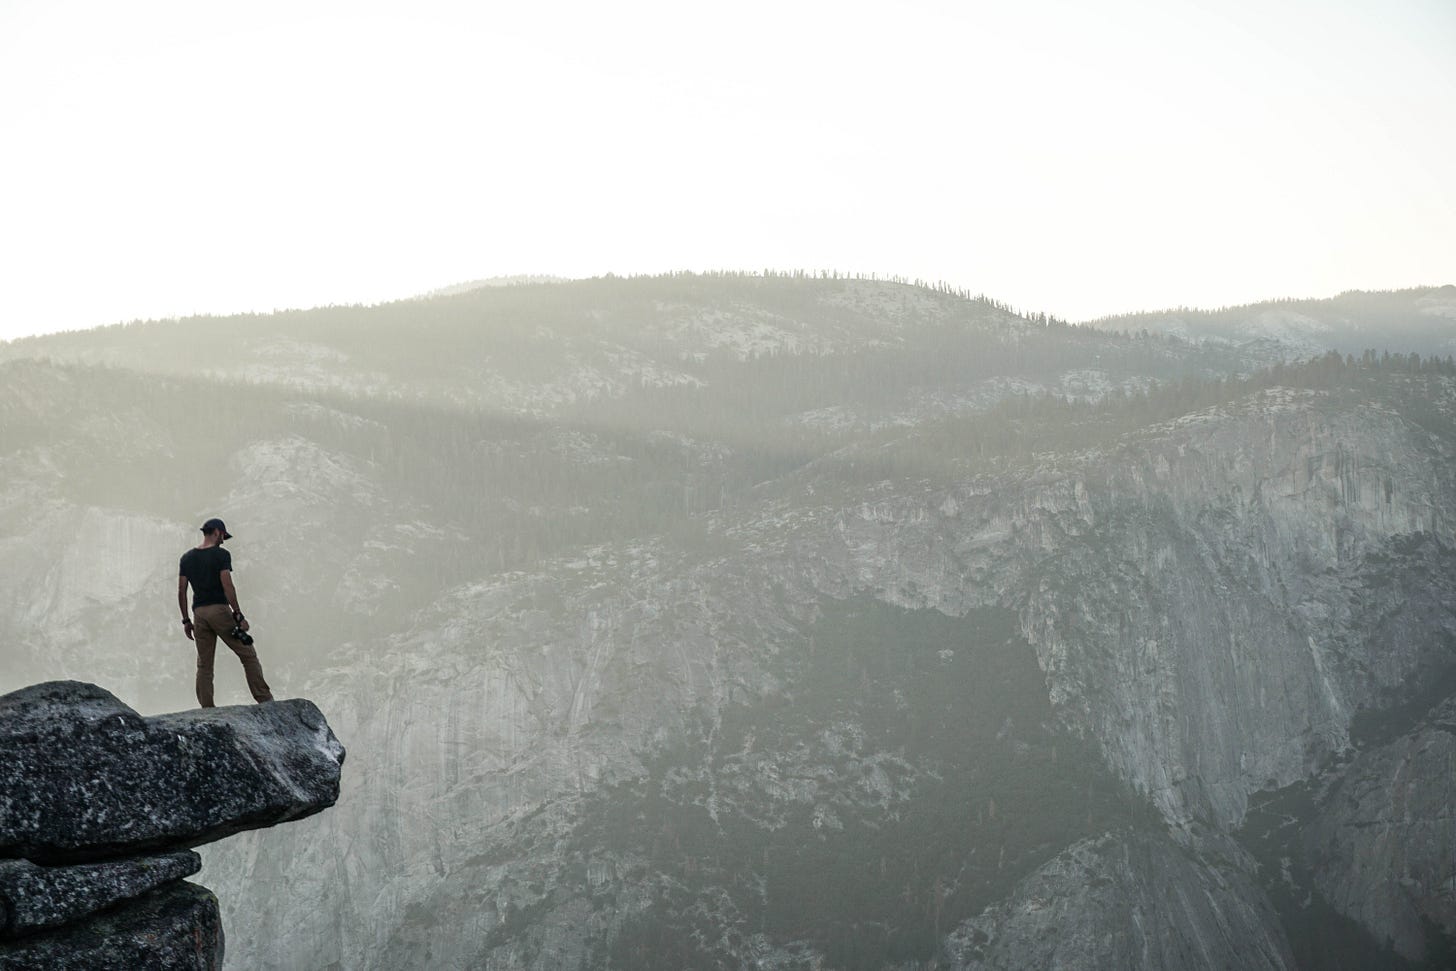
top-left (1, 0), bottom-right (1452, 341)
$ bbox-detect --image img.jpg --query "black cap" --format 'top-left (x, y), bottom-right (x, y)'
top-left (201, 518), bottom-right (233, 540)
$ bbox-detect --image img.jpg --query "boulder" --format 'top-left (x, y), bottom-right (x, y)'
top-left (0, 681), bottom-right (345, 864)
top-left (0, 851), bottom-right (199, 939)
top-left (0, 881), bottom-right (222, 970)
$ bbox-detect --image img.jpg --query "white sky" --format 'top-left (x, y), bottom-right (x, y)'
top-left (1, 0), bottom-right (1452, 341)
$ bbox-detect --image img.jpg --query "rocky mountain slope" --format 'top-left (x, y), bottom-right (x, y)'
top-left (1, 275), bottom-right (1453, 968)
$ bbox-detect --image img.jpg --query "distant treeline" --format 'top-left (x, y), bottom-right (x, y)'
top-left (585, 269), bottom-right (1073, 324)
top-left (1088, 284), bottom-right (1454, 327)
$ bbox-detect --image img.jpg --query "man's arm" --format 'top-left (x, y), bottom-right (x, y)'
top-left (177, 576), bottom-right (194, 640)
top-left (220, 571), bottom-right (249, 631)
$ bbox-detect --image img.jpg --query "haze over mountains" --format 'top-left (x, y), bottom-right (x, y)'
top-left (2, 274), bottom-right (1454, 969)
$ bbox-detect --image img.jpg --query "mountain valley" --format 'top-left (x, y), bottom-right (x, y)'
top-left (2, 275), bottom-right (1454, 969)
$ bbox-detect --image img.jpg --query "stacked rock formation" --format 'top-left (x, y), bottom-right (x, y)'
top-left (0, 681), bottom-right (345, 969)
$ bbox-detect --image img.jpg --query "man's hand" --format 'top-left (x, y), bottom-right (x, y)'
top-left (177, 576), bottom-right (191, 638)
top-left (237, 618), bottom-right (250, 633)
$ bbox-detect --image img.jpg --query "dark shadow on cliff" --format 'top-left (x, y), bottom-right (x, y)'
top-left (1239, 764), bottom-right (1456, 969)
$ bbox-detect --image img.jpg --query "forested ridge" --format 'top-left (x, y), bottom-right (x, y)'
top-left (1088, 284), bottom-right (1456, 357)
top-left (5, 275), bottom-right (1445, 410)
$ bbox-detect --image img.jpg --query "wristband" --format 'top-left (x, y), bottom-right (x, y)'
top-left (182, 618), bottom-right (193, 626)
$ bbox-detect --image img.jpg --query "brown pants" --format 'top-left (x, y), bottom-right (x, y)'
top-left (193, 604), bottom-right (273, 707)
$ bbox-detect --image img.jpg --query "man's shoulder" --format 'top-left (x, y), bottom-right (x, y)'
top-left (180, 546), bottom-right (231, 567)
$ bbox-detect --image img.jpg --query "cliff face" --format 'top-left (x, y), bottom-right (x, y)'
top-left (204, 378), bottom-right (1456, 969)
top-left (789, 383), bottom-right (1456, 967)
top-left (0, 682), bottom-right (345, 969)
top-left (804, 387), bottom-right (1456, 828)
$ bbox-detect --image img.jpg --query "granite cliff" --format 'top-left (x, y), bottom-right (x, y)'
top-left (0, 682), bottom-right (344, 969)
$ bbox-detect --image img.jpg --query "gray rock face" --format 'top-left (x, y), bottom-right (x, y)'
top-left (942, 831), bottom-right (1295, 970)
top-left (0, 681), bottom-right (345, 863)
top-left (0, 881), bottom-right (223, 970)
top-left (796, 390), bottom-right (1456, 829)
top-left (192, 381), bottom-right (1456, 970)
top-left (0, 851), bottom-right (199, 939)
top-left (1304, 696), bottom-right (1456, 961)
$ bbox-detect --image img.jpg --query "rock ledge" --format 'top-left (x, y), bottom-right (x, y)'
top-left (0, 681), bottom-right (345, 970)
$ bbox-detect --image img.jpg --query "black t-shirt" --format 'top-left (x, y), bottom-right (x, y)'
top-left (180, 546), bottom-right (233, 609)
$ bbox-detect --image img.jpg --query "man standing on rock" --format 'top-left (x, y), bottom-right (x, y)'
top-left (178, 518), bottom-right (273, 707)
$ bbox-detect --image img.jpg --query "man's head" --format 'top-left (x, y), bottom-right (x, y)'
top-left (200, 518), bottom-right (233, 542)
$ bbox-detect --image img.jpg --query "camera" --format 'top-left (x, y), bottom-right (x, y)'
top-left (230, 625), bottom-right (254, 646)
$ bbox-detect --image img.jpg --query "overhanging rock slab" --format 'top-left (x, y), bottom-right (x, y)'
top-left (0, 681), bottom-right (345, 864)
